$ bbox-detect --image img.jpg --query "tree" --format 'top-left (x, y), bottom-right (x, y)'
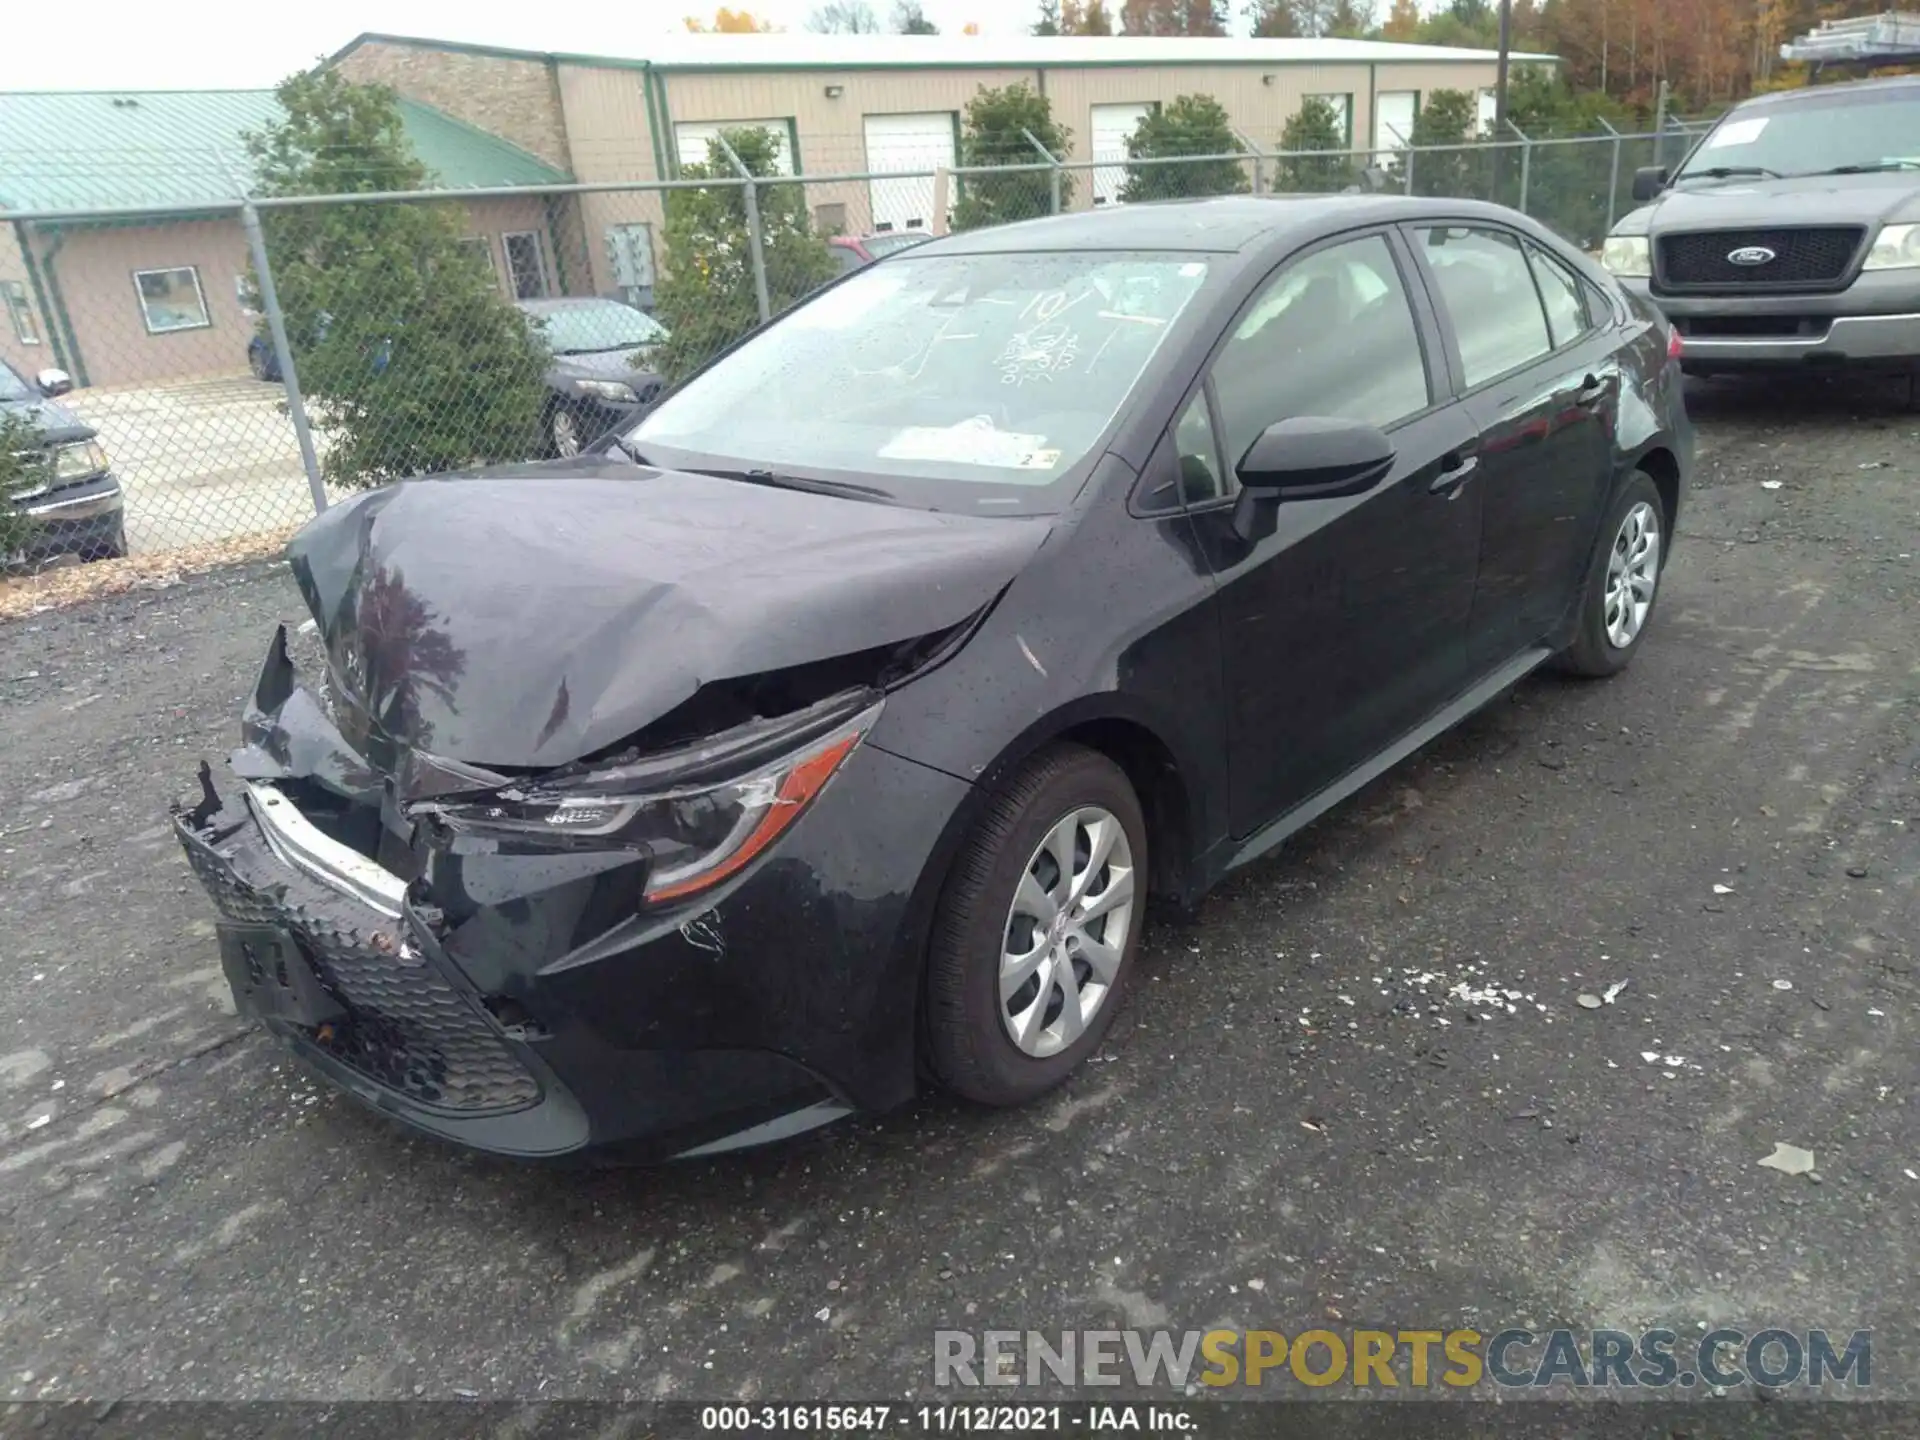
top-left (1408, 87), bottom-right (1480, 196)
top-left (1121, 0), bottom-right (1228, 32)
top-left (1274, 95), bottom-right (1355, 192)
top-left (892, 0), bottom-right (940, 30)
top-left (1120, 95), bottom-right (1249, 201)
top-left (952, 84), bottom-right (1075, 229)
top-left (1380, 0), bottom-right (1420, 39)
top-left (1247, 0), bottom-right (1299, 37)
top-left (1033, 0), bottom-right (1063, 32)
top-left (1325, 0), bottom-right (1374, 36)
top-left (1063, 0), bottom-right (1116, 31)
top-left (246, 70), bottom-right (549, 490)
top-left (683, 7), bottom-right (778, 29)
top-left (807, 1), bottom-right (880, 31)
top-left (653, 127), bottom-right (837, 383)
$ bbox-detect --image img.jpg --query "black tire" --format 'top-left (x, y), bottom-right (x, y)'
top-left (924, 744), bottom-right (1147, 1107)
top-left (1554, 470), bottom-right (1666, 678)
top-left (79, 520), bottom-right (127, 563)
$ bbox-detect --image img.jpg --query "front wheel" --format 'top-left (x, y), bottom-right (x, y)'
top-left (548, 406), bottom-right (583, 458)
top-left (924, 745), bottom-right (1147, 1107)
top-left (1555, 471), bottom-right (1665, 677)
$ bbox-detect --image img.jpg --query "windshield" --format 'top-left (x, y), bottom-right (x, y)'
top-left (630, 251), bottom-right (1209, 511)
top-left (530, 301), bottom-right (667, 355)
top-left (0, 364), bottom-right (30, 403)
top-left (863, 232), bottom-right (930, 258)
top-left (1677, 92), bottom-right (1920, 180)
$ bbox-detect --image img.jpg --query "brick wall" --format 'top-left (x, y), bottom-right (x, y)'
top-left (334, 40), bottom-right (574, 175)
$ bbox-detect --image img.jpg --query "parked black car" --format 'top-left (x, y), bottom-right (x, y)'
top-left (518, 298), bottom-right (668, 457)
top-left (176, 196), bottom-right (1691, 1163)
top-left (2, 359), bottom-right (125, 563)
top-left (1604, 75), bottom-right (1920, 379)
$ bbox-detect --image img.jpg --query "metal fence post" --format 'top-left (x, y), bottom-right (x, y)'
top-left (1507, 120), bottom-right (1533, 215)
top-left (1021, 128), bottom-right (1062, 214)
top-left (1233, 128), bottom-right (1266, 194)
top-left (240, 200), bottom-right (326, 516)
top-left (715, 135), bottom-right (771, 325)
top-left (1383, 123), bottom-right (1414, 195)
top-left (1598, 116), bottom-right (1622, 233)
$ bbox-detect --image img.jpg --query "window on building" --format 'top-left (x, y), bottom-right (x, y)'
top-left (457, 236), bottom-right (498, 282)
top-left (133, 267), bottom-right (211, 334)
top-left (1211, 233), bottom-right (1430, 470)
top-left (4, 281), bottom-right (39, 345)
top-left (1416, 226), bottom-right (1553, 389)
top-left (502, 232), bottom-right (548, 300)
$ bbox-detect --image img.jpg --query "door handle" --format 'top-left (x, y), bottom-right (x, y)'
top-left (1575, 374), bottom-right (1612, 408)
top-left (1429, 451), bottom-right (1479, 496)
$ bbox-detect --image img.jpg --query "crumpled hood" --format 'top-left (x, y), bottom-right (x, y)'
top-left (551, 349), bottom-right (661, 390)
top-left (288, 463), bottom-right (1050, 769)
top-left (1624, 170), bottom-right (1920, 233)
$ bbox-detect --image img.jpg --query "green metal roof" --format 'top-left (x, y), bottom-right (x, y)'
top-left (0, 89), bottom-right (569, 213)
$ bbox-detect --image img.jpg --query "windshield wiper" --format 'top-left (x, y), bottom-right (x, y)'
top-left (1674, 165), bottom-right (1786, 183)
top-left (682, 466), bottom-right (895, 503)
top-left (1808, 161), bottom-right (1920, 175)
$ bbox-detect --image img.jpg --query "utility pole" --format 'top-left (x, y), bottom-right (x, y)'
top-left (1494, 0), bottom-right (1513, 136)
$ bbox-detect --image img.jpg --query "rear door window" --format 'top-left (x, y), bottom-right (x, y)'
top-left (1416, 226), bottom-right (1554, 388)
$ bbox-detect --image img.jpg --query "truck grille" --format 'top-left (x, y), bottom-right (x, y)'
top-left (1657, 228), bottom-right (1864, 292)
top-left (177, 810), bottom-right (540, 1114)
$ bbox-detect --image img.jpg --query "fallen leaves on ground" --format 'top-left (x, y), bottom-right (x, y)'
top-left (0, 529), bottom-right (295, 620)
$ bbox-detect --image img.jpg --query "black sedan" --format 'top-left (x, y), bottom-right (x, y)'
top-left (175, 196), bottom-right (1691, 1162)
top-left (517, 297), bottom-right (668, 457)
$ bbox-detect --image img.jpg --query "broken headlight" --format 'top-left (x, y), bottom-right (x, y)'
top-left (412, 699), bottom-right (881, 903)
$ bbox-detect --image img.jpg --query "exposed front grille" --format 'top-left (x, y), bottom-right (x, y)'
top-left (178, 809), bottom-right (540, 1114)
top-left (1657, 228), bottom-right (1864, 291)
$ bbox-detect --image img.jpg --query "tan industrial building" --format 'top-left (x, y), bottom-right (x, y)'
top-left (334, 30), bottom-right (1552, 303)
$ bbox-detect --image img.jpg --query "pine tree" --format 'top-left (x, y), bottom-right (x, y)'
top-left (953, 84), bottom-right (1076, 228)
top-left (246, 69), bottom-right (550, 489)
top-left (653, 127), bottom-right (838, 383)
top-left (1120, 95), bottom-right (1250, 201)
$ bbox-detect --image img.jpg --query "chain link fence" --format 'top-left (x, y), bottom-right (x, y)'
top-left (1, 124), bottom-right (1679, 572)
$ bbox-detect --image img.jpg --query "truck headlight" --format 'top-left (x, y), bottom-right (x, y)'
top-left (1864, 223), bottom-right (1920, 271)
top-left (53, 440), bottom-right (110, 482)
top-left (1600, 235), bottom-right (1652, 278)
top-left (575, 379), bottom-right (638, 403)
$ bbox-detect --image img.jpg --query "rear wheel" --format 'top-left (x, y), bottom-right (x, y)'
top-left (1555, 471), bottom-right (1664, 678)
top-left (925, 746), bottom-right (1146, 1106)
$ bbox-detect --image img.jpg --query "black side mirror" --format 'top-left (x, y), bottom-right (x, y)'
top-left (1231, 416), bottom-right (1395, 541)
top-left (1631, 165), bottom-right (1669, 203)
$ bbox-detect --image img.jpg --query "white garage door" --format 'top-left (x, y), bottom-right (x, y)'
top-left (674, 120), bottom-right (793, 175)
top-left (1477, 88), bottom-right (1498, 135)
top-left (863, 112), bottom-right (956, 233)
top-left (1375, 91), bottom-right (1418, 159)
top-left (1092, 102), bottom-right (1153, 206)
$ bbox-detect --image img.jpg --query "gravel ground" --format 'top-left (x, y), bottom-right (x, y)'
top-left (1, 374), bottom-right (1916, 1406)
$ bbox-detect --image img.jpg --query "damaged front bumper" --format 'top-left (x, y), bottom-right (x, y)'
top-left (173, 630), bottom-right (973, 1162)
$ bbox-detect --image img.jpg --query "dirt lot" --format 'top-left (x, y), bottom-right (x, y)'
top-left (1, 375), bottom-right (1916, 1405)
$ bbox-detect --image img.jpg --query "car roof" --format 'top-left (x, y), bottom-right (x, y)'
top-left (1736, 73), bottom-right (1920, 109)
top-left (913, 194), bottom-right (1547, 257)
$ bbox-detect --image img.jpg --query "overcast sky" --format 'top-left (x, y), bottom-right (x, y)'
top-left (1, 0), bottom-right (1239, 93)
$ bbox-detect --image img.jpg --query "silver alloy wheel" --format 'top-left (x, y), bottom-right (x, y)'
top-left (551, 409), bottom-right (582, 457)
top-left (999, 806), bottom-right (1136, 1059)
top-left (1603, 500), bottom-right (1661, 649)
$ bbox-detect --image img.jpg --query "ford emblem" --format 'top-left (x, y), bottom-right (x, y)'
top-left (1727, 246), bottom-right (1776, 266)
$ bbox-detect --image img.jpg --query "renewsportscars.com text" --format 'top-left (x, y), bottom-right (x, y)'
top-left (933, 1327), bottom-right (1872, 1390)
